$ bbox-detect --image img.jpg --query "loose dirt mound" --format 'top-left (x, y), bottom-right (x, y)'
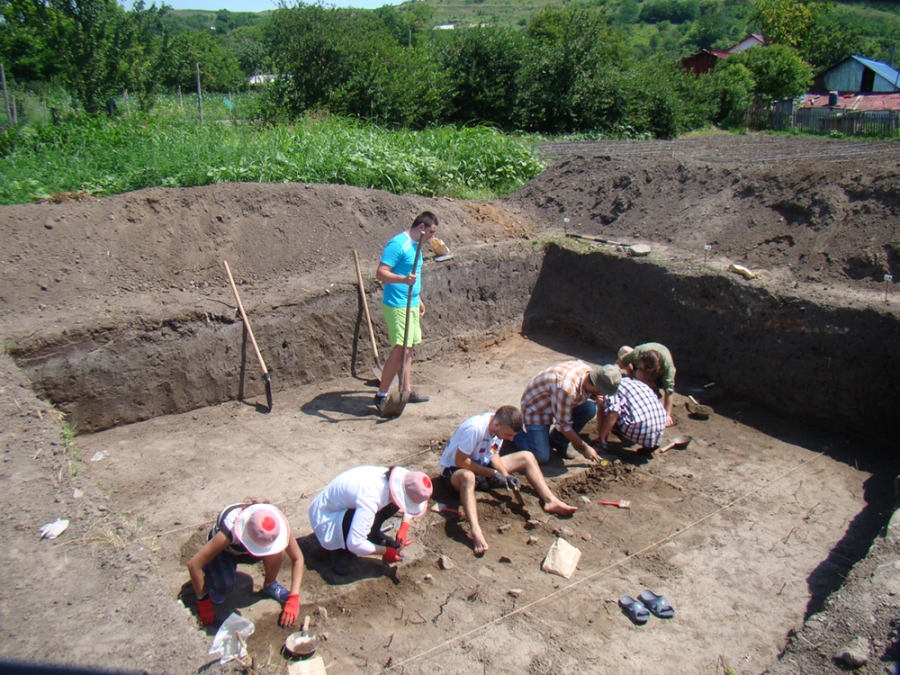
top-left (509, 136), bottom-right (900, 293)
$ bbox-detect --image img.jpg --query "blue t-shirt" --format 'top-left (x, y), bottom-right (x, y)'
top-left (381, 231), bottom-right (423, 308)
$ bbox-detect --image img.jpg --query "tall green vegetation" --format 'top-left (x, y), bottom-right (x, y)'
top-left (0, 112), bottom-right (544, 204)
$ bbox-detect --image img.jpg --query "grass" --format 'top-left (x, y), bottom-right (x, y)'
top-left (0, 105), bottom-right (546, 204)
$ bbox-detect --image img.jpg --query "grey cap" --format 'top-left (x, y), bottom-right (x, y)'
top-left (590, 365), bottom-right (622, 395)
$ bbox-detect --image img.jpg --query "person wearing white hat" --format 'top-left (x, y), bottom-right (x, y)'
top-left (309, 465), bottom-right (432, 576)
top-left (187, 501), bottom-right (304, 628)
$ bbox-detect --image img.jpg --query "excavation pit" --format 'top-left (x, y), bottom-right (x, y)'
top-left (2, 136), bottom-right (898, 674)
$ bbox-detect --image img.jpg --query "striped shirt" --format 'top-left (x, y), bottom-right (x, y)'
top-left (520, 361), bottom-right (592, 431)
top-left (603, 377), bottom-right (667, 448)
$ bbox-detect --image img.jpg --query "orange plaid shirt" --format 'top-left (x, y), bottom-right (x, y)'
top-left (519, 361), bottom-right (591, 432)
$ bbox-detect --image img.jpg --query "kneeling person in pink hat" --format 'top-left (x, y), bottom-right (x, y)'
top-left (187, 501), bottom-right (304, 628)
top-left (309, 465), bottom-right (432, 576)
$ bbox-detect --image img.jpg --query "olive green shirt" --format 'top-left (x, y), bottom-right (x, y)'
top-left (621, 342), bottom-right (675, 394)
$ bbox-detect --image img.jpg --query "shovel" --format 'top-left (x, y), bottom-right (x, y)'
top-left (686, 395), bottom-right (714, 419)
top-left (353, 250), bottom-right (397, 388)
top-left (223, 260), bottom-right (273, 412)
top-left (379, 234), bottom-right (424, 418)
top-left (655, 435), bottom-right (693, 454)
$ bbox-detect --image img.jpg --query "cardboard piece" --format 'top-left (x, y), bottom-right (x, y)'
top-left (541, 537), bottom-right (582, 579)
top-left (287, 656), bottom-right (327, 675)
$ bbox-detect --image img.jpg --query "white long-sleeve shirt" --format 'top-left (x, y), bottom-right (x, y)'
top-left (308, 465), bottom-right (391, 555)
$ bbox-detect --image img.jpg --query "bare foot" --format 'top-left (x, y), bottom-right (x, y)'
top-left (544, 498), bottom-right (578, 517)
top-left (471, 532), bottom-right (489, 556)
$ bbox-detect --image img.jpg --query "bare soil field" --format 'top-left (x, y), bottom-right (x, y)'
top-left (1, 135), bottom-right (898, 675)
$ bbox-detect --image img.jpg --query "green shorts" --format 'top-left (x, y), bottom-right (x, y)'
top-left (382, 304), bottom-right (422, 348)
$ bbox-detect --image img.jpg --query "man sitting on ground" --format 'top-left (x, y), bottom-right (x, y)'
top-left (596, 350), bottom-right (668, 456)
top-left (440, 405), bottom-right (578, 556)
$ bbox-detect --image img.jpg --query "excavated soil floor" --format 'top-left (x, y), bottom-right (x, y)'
top-left (1, 135), bottom-right (899, 675)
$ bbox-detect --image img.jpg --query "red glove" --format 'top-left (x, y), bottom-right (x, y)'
top-left (197, 596), bottom-right (215, 626)
top-left (382, 546), bottom-right (402, 563)
top-left (279, 593), bottom-right (300, 627)
top-left (396, 522), bottom-right (410, 550)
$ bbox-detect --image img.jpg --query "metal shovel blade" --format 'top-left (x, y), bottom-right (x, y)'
top-left (372, 364), bottom-right (399, 389)
top-left (379, 389), bottom-right (410, 418)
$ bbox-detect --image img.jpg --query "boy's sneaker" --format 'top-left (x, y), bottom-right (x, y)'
top-left (407, 391), bottom-right (429, 403)
top-left (209, 590), bottom-right (226, 605)
top-left (262, 581), bottom-right (290, 604)
top-left (374, 394), bottom-right (388, 413)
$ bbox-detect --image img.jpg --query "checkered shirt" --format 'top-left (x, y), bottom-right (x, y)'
top-left (603, 377), bottom-right (667, 448)
top-left (520, 361), bottom-right (591, 432)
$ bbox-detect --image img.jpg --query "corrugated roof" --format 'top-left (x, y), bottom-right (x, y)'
top-left (801, 92), bottom-right (900, 111)
top-left (851, 55), bottom-right (900, 89)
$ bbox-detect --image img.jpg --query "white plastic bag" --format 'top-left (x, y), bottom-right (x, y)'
top-left (39, 519), bottom-right (69, 540)
top-left (208, 612), bottom-right (255, 664)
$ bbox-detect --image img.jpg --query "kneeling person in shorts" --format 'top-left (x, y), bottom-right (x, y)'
top-left (440, 405), bottom-right (578, 556)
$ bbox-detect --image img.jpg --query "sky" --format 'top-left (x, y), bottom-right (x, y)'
top-left (161, 0), bottom-right (399, 10)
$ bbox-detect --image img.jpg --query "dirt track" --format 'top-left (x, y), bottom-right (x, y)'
top-left (1, 135), bottom-right (898, 674)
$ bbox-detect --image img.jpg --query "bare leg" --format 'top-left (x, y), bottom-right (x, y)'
top-left (500, 453), bottom-right (577, 517)
top-left (401, 347), bottom-right (414, 392)
top-left (261, 550), bottom-right (284, 586)
top-left (450, 470), bottom-right (488, 555)
top-left (379, 345), bottom-right (404, 392)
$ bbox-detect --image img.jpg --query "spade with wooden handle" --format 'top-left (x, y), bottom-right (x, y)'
top-left (223, 260), bottom-right (273, 412)
top-left (353, 250), bottom-right (397, 387)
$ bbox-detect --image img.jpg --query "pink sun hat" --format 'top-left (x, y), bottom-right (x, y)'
top-left (389, 468), bottom-right (433, 518)
top-left (233, 503), bottom-right (290, 557)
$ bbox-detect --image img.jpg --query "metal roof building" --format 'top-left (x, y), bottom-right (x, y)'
top-left (816, 55), bottom-right (900, 93)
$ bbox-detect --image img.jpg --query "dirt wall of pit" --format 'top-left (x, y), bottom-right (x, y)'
top-left (523, 244), bottom-right (900, 443)
top-left (13, 244), bottom-right (543, 432)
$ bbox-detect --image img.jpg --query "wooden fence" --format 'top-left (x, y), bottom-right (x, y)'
top-left (749, 104), bottom-right (900, 138)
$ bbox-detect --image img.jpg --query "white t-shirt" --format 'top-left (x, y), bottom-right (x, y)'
top-left (308, 465), bottom-right (391, 555)
top-left (439, 412), bottom-right (499, 469)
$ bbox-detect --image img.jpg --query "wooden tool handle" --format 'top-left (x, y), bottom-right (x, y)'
top-left (396, 235), bottom-right (424, 392)
top-left (353, 250), bottom-right (380, 364)
top-left (223, 261), bottom-right (268, 376)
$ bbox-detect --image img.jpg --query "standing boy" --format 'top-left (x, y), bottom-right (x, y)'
top-left (373, 212), bottom-right (439, 413)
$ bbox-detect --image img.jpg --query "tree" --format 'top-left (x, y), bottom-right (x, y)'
top-left (166, 30), bottom-right (245, 93)
top-left (0, 0), bottom-right (66, 81)
top-left (53, 0), bottom-right (133, 113)
top-left (750, 0), bottom-right (821, 50)
top-left (712, 60), bottom-right (755, 128)
top-left (225, 24), bottom-right (269, 76)
top-left (439, 27), bottom-right (528, 127)
top-left (118, 2), bottom-right (171, 111)
top-left (730, 43), bottom-right (812, 102)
